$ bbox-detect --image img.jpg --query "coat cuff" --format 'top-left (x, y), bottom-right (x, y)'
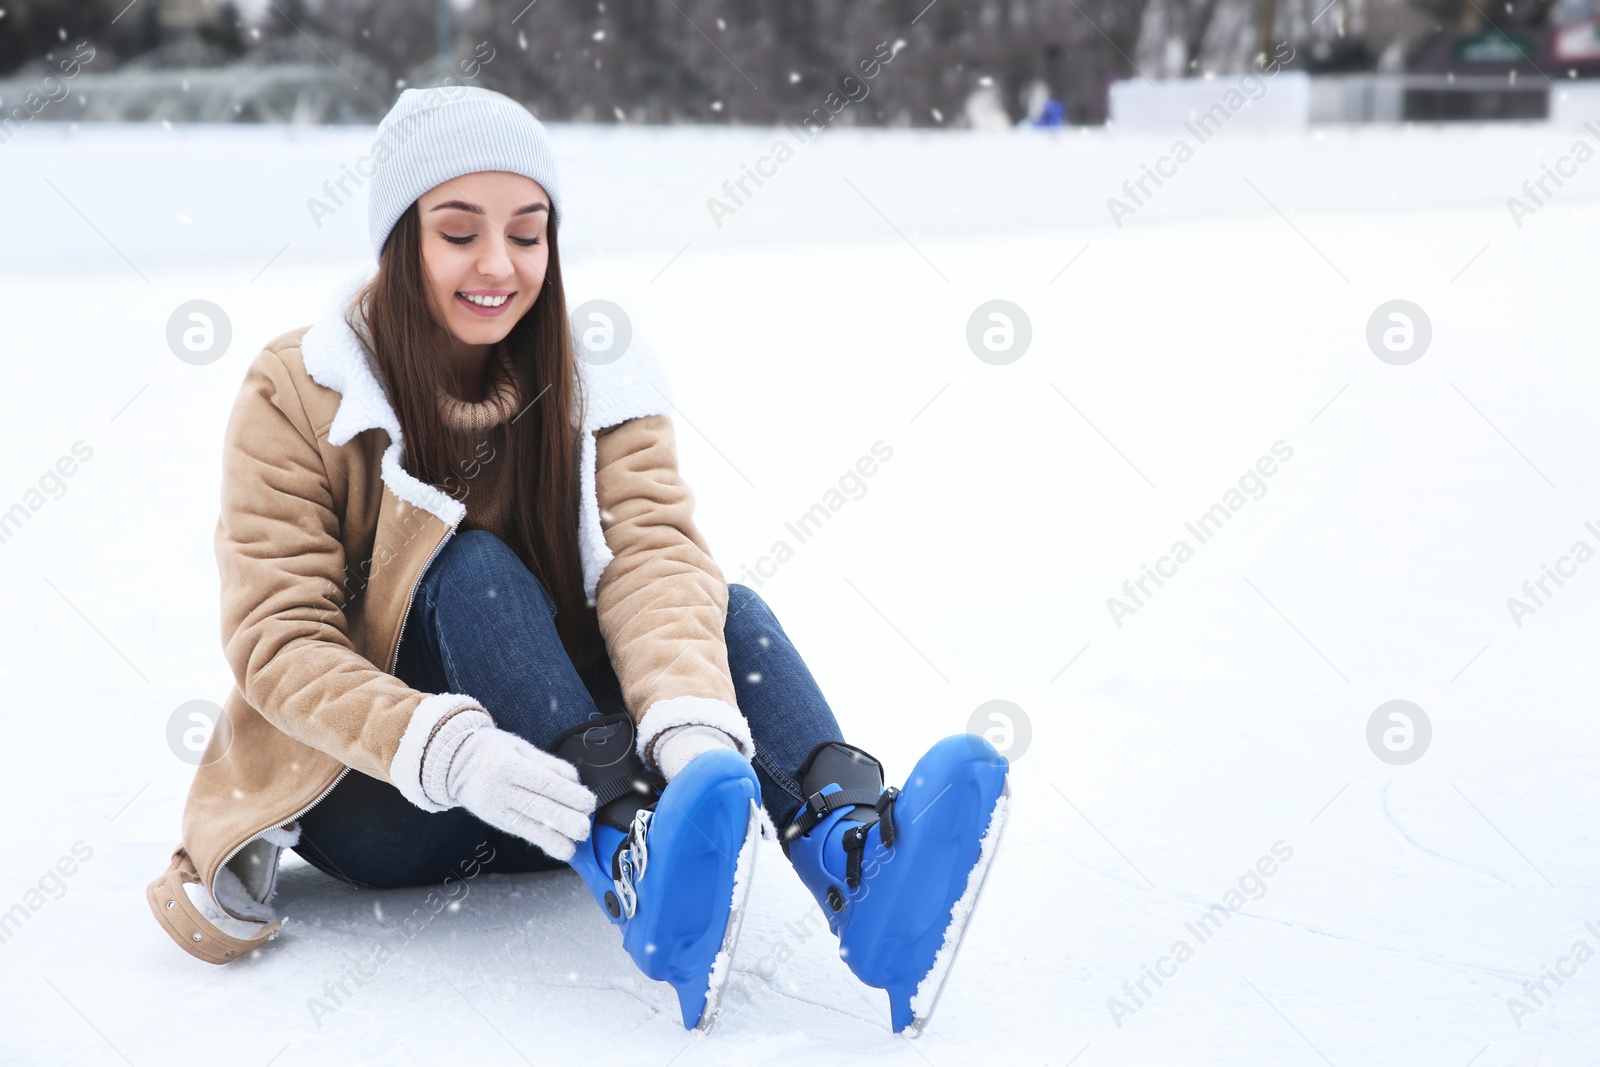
top-left (390, 693), bottom-right (488, 812)
top-left (418, 707), bottom-right (493, 808)
top-left (636, 696), bottom-right (753, 769)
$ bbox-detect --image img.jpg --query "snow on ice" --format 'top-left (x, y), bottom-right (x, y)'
top-left (0, 118), bottom-right (1597, 1065)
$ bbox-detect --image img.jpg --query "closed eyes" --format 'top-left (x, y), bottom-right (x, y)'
top-left (443, 234), bottom-right (542, 247)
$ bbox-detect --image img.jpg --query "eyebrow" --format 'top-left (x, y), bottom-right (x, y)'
top-left (429, 201), bottom-right (549, 217)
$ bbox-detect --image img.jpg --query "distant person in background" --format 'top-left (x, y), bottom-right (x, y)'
top-left (1020, 76), bottom-right (1066, 127)
top-left (146, 86), bottom-right (1009, 1036)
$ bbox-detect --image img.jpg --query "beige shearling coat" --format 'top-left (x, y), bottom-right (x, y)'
top-left (146, 270), bottom-right (756, 964)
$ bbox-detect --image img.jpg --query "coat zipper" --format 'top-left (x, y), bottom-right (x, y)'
top-left (388, 525), bottom-right (456, 674)
top-left (208, 521), bottom-right (459, 913)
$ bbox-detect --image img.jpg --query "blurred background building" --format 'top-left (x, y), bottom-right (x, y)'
top-left (4, 0), bottom-right (1600, 128)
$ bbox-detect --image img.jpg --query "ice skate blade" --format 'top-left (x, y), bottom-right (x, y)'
top-left (627, 751), bottom-right (761, 1030)
top-left (690, 799), bottom-right (762, 1032)
top-left (899, 781), bottom-right (1011, 1037)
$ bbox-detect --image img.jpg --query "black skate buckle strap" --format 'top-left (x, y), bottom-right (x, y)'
top-left (842, 788), bottom-right (899, 888)
top-left (790, 786), bottom-right (884, 839)
top-left (874, 786), bottom-right (899, 849)
top-left (838, 790), bottom-right (902, 889)
top-left (591, 770), bottom-right (667, 811)
top-left (842, 824), bottom-right (868, 888)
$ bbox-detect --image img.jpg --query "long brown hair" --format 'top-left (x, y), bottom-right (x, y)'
top-left (349, 200), bottom-right (604, 674)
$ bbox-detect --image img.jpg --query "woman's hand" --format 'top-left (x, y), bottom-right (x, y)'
top-left (420, 709), bottom-right (597, 860)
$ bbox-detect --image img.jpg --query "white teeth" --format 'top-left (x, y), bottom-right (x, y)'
top-left (460, 293), bottom-right (509, 307)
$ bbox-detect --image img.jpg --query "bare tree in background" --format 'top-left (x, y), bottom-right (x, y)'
top-left (1058, 0), bottom-right (1152, 121)
top-left (464, 0), bottom-right (1157, 127)
top-left (1137, 0), bottom-right (1297, 76)
top-left (1, 0), bottom-right (1507, 125)
top-left (1170, 0), bottom-right (1229, 74)
top-left (1256, 0), bottom-right (1280, 58)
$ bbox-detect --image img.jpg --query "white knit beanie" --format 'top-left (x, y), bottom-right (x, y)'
top-left (367, 85), bottom-right (563, 261)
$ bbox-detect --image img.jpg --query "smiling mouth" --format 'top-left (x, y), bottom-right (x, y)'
top-left (454, 289), bottom-right (515, 315)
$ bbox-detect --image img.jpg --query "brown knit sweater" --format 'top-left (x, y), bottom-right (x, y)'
top-left (437, 345), bottom-right (521, 541)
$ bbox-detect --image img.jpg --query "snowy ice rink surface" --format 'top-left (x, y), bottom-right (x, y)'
top-left (1, 119), bottom-right (1598, 1066)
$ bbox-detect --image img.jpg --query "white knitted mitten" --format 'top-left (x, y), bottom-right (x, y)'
top-left (420, 709), bottom-right (597, 860)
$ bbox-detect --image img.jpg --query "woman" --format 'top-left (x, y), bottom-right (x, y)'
top-left (145, 86), bottom-right (1010, 1036)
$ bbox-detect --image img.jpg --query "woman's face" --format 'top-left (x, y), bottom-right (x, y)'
top-left (415, 170), bottom-right (552, 354)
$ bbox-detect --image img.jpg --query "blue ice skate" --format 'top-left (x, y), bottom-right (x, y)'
top-left (554, 714), bottom-right (762, 1030)
top-left (782, 736), bottom-right (1010, 1035)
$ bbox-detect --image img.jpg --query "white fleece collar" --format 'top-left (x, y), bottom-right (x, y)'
top-left (298, 266), bottom-right (674, 598)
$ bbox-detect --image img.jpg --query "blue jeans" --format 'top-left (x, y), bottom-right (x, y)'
top-left (293, 529), bottom-right (844, 889)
